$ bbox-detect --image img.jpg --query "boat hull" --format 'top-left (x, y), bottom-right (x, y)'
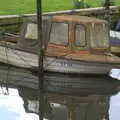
top-left (0, 46), bottom-right (119, 75)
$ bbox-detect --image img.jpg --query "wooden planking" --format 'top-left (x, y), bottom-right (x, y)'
top-left (0, 46), bottom-right (38, 68)
top-left (0, 45), bottom-right (119, 74)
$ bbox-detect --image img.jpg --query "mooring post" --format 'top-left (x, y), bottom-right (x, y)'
top-left (105, 0), bottom-right (110, 22)
top-left (104, 0), bottom-right (111, 50)
top-left (36, 0), bottom-right (44, 120)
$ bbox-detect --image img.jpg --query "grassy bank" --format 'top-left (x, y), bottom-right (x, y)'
top-left (0, 0), bottom-right (120, 15)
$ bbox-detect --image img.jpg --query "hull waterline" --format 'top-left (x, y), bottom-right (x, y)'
top-left (0, 46), bottom-right (119, 75)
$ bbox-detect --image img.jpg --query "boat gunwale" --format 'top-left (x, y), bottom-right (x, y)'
top-left (0, 44), bottom-right (120, 66)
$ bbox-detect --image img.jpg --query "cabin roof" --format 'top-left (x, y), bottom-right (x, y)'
top-left (26, 15), bottom-right (107, 25)
top-left (52, 15), bottom-right (108, 24)
top-left (26, 16), bottom-right (51, 23)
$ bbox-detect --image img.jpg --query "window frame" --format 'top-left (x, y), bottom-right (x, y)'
top-left (91, 23), bottom-right (109, 49)
top-left (74, 24), bottom-right (87, 47)
top-left (49, 22), bottom-right (69, 46)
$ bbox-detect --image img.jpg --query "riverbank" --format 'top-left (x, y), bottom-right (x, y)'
top-left (0, 6), bottom-right (120, 34)
top-left (0, 0), bottom-right (120, 15)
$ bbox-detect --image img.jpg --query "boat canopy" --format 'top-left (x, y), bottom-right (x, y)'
top-left (16, 16), bottom-right (52, 53)
top-left (16, 15), bottom-right (109, 53)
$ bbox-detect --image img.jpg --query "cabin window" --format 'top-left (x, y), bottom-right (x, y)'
top-left (50, 22), bottom-right (68, 45)
top-left (91, 24), bottom-right (109, 48)
top-left (75, 25), bottom-right (86, 47)
top-left (25, 23), bottom-right (38, 39)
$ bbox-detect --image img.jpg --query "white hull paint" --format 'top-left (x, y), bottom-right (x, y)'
top-left (0, 46), bottom-right (119, 74)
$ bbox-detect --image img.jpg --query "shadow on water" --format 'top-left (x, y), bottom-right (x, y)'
top-left (0, 64), bottom-right (120, 119)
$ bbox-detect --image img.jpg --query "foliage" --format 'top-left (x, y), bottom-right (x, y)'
top-left (101, 0), bottom-right (115, 7)
top-left (73, 0), bottom-right (92, 9)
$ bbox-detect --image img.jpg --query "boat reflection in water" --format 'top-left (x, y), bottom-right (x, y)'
top-left (18, 87), bottom-right (110, 120)
top-left (0, 75), bottom-right (119, 120)
top-left (0, 65), bottom-right (120, 119)
top-left (0, 63), bottom-right (120, 95)
top-left (18, 83), bottom-right (120, 120)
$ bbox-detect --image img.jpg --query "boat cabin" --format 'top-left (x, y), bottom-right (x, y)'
top-left (17, 15), bottom-right (109, 54)
top-left (0, 15), bottom-right (120, 75)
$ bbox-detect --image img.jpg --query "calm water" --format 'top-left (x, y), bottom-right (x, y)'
top-left (0, 65), bottom-right (120, 120)
top-left (0, 85), bottom-right (120, 120)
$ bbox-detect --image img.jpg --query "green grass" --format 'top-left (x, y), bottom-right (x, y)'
top-left (0, 0), bottom-right (35, 15)
top-left (0, 0), bottom-right (120, 15)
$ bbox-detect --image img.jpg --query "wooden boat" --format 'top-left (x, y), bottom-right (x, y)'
top-left (0, 15), bottom-right (120, 75)
top-left (110, 30), bottom-right (120, 56)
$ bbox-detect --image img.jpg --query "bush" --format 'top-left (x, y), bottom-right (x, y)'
top-left (101, 0), bottom-right (115, 7)
top-left (73, 0), bottom-right (92, 9)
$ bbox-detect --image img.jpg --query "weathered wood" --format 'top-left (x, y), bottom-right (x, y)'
top-left (0, 45), bottom-right (120, 74)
